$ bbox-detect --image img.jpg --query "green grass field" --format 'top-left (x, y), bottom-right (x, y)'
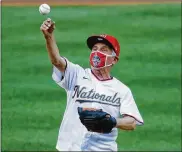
top-left (2, 3), bottom-right (181, 151)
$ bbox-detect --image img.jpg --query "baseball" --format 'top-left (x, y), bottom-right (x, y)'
top-left (39, 4), bottom-right (50, 15)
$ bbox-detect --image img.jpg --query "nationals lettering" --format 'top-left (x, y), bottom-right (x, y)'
top-left (72, 85), bottom-right (121, 106)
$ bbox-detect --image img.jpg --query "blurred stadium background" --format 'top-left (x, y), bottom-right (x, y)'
top-left (1, 0), bottom-right (181, 151)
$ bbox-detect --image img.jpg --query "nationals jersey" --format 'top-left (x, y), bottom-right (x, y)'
top-left (52, 58), bottom-right (144, 151)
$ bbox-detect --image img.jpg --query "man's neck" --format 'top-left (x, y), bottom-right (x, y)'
top-left (91, 68), bottom-right (112, 81)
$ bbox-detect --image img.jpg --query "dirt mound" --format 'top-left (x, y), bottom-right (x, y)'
top-left (1, 0), bottom-right (181, 6)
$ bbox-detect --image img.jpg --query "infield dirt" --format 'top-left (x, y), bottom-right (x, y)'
top-left (1, 0), bottom-right (181, 6)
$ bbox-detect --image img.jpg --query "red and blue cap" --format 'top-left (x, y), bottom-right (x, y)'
top-left (87, 34), bottom-right (120, 59)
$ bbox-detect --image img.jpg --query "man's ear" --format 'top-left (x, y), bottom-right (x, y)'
top-left (112, 57), bottom-right (118, 65)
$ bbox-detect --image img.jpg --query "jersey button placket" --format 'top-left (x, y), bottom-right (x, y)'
top-left (91, 81), bottom-right (98, 109)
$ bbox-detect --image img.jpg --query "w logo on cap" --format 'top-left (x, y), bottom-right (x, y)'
top-left (100, 34), bottom-right (107, 38)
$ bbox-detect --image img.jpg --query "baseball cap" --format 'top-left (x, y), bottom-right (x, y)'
top-left (87, 34), bottom-right (120, 59)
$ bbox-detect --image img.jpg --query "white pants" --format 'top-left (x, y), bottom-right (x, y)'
top-left (81, 133), bottom-right (117, 151)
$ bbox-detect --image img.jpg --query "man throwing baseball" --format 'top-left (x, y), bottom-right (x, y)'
top-left (40, 18), bottom-right (144, 151)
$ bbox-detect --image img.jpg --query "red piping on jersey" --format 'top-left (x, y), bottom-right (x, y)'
top-left (91, 70), bottom-right (113, 81)
top-left (122, 114), bottom-right (144, 125)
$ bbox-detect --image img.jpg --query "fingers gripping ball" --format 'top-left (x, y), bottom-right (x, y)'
top-left (78, 107), bottom-right (117, 133)
top-left (39, 4), bottom-right (51, 15)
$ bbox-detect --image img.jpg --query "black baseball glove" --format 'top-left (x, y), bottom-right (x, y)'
top-left (77, 107), bottom-right (117, 133)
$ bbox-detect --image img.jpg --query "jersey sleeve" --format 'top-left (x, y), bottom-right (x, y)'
top-left (120, 89), bottom-right (144, 125)
top-left (52, 57), bottom-right (84, 90)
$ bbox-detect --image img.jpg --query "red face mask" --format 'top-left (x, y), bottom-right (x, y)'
top-left (89, 51), bottom-right (115, 69)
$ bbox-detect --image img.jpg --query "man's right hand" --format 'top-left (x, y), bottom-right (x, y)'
top-left (40, 18), bottom-right (55, 38)
top-left (40, 18), bottom-right (66, 72)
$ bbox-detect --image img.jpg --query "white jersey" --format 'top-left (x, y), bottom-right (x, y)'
top-left (52, 58), bottom-right (144, 151)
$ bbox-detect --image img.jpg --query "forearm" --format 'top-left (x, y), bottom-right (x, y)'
top-left (115, 116), bottom-right (136, 130)
top-left (45, 34), bottom-right (66, 71)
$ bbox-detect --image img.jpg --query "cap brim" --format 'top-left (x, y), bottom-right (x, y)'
top-left (87, 36), bottom-right (114, 51)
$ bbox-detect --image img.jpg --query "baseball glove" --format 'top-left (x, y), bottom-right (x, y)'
top-left (78, 107), bottom-right (117, 133)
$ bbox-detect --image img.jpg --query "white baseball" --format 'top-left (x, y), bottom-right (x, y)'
top-left (39, 4), bottom-right (50, 15)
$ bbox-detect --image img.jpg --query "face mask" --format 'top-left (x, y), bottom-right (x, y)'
top-left (89, 51), bottom-right (116, 69)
